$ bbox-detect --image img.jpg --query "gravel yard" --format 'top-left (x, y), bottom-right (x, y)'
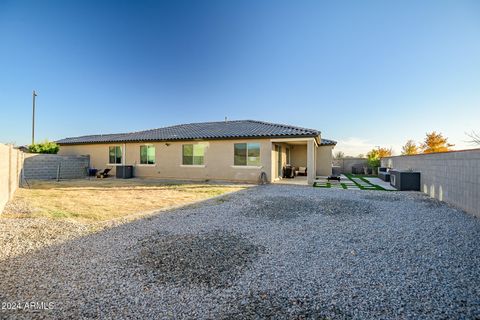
top-left (1, 185), bottom-right (480, 319)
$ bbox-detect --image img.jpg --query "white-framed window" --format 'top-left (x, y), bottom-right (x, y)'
top-left (234, 143), bottom-right (261, 166)
top-left (140, 145), bottom-right (155, 165)
top-left (182, 144), bottom-right (205, 165)
top-left (109, 146), bottom-right (122, 164)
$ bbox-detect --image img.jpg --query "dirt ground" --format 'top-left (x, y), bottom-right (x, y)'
top-left (2, 178), bottom-right (248, 223)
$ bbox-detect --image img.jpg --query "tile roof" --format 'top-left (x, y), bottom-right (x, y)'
top-left (56, 120), bottom-right (335, 145)
top-left (320, 138), bottom-right (337, 146)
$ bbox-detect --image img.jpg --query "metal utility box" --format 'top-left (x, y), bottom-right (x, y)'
top-left (378, 167), bottom-right (390, 182)
top-left (116, 165), bottom-right (133, 179)
top-left (352, 166), bottom-right (363, 174)
top-left (378, 171), bottom-right (391, 182)
top-left (389, 170), bottom-right (420, 191)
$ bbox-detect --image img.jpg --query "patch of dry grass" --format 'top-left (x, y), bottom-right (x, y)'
top-left (3, 179), bottom-right (248, 223)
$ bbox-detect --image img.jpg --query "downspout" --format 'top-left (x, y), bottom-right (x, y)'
top-left (122, 143), bottom-right (126, 178)
top-left (307, 139), bottom-right (316, 185)
top-left (123, 143), bottom-right (126, 165)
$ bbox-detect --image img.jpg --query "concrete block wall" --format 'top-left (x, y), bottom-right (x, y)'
top-left (333, 158), bottom-right (367, 173)
top-left (381, 149), bottom-right (480, 218)
top-left (23, 154), bottom-right (90, 180)
top-left (0, 144), bottom-right (23, 213)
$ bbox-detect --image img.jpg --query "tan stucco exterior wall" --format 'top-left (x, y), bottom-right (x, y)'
top-left (290, 145), bottom-right (307, 168)
top-left (0, 144), bottom-right (9, 213)
top-left (0, 144), bottom-right (23, 214)
top-left (59, 137), bottom-right (335, 183)
top-left (59, 139), bottom-right (273, 183)
top-left (316, 145), bottom-right (334, 176)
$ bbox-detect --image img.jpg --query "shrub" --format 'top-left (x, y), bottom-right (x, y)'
top-left (366, 147), bottom-right (392, 169)
top-left (28, 140), bottom-right (59, 154)
top-left (367, 155), bottom-right (381, 169)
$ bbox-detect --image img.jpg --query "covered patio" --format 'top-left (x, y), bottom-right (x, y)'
top-left (273, 175), bottom-right (309, 186)
top-left (270, 137), bottom-right (334, 185)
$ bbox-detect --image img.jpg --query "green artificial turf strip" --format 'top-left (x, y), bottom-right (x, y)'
top-left (313, 182), bottom-right (331, 188)
top-left (344, 174), bottom-right (387, 191)
top-left (313, 174), bottom-right (389, 191)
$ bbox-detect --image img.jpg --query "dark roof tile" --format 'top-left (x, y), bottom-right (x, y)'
top-left (56, 120), bottom-right (332, 145)
top-left (320, 138), bottom-right (337, 146)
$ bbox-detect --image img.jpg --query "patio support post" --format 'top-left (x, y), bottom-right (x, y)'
top-left (271, 143), bottom-right (276, 182)
top-left (307, 139), bottom-right (316, 184)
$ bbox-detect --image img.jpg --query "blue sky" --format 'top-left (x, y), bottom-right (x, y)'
top-left (1, 0), bottom-right (479, 155)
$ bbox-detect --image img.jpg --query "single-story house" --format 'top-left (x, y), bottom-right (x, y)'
top-left (57, 120), bottom-right (336, 184)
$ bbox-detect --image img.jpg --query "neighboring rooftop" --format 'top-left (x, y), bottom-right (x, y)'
top-left (56, 120), bottom-right (336, 145)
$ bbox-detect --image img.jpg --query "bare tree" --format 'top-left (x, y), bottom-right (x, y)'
top-left (466, 131), bottom-right (480, 145)
top-left (334, 151), bottom-right (345, 159)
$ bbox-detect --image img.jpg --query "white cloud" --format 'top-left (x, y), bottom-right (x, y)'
top-left (334, 137), bottom-right (376, 157)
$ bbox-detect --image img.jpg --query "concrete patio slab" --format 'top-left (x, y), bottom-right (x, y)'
top-left (365, 177), bottom-right (397, 190)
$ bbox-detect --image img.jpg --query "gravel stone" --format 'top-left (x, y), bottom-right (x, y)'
top-left (220, 290), bottom-right (329, 319)
top-left (0, 218), bottom-right (89, 260)
top-left (316, 198), bottom-right (375, 216)
top-left (1, 185), bottom-right (479, 319)
top-left (126, 230), bottom-right (265, 288)
top-left (362, 193), bottom-right (403, 202)
top-left (241, 196), bottom-right (321, 220)
top-left (413, 196), bottom-right (446, 208)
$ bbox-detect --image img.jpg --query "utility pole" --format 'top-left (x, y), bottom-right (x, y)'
top-left (32, 90), bottom-right (37, 145)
